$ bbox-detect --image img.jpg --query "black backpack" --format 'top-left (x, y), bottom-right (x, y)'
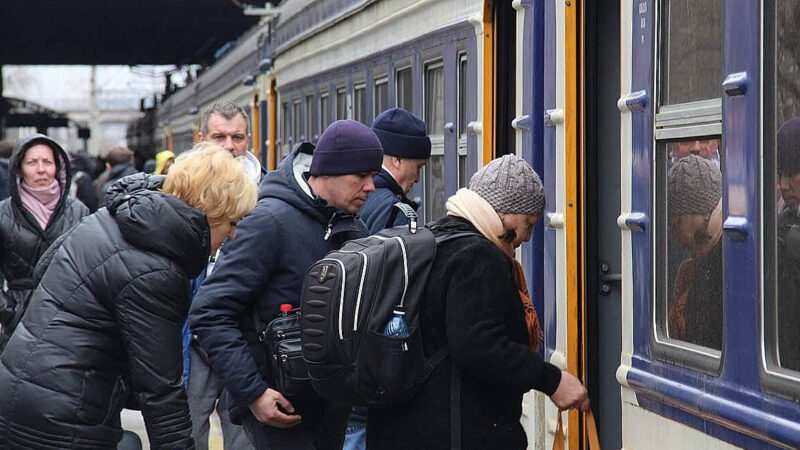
top-left (300, 205), bottom-right (474, 407)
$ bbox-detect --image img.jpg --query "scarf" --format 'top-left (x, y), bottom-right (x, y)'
top-left (19, 179), bottom-right (61, 230)
top-left (445, 188), bottom-right (543, 351)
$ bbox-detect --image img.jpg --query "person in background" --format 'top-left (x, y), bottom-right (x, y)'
top-left (667, 154), bottom-right (723, 349)
top-left (0, 134), bottom-right (89, 350)
top-left (0, 140), bottom-right (13, 202)
top-left (183, 102), bottom-right (265, 450)
top-left (96, 146), bottom-right (137, 207)
top-left (359, 107), bottom-right (431, 234)
top-left (0, 143), bottom-right (257, 449)
top-left (155, 150), bottom-right (176, 175)
top-left (142, 158), bottom-right (157, 174)
top-left (190, 120), bottom-right (383, 450)
top-left (367, 154), bottom-right (589, 450)
top-left (69, 152), bottom-right (100, 212)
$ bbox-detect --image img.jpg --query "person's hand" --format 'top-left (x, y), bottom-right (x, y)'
top-left (249, 388), bottom-right (303, 428)
top-left (549, 370), bottom-right (590, 411)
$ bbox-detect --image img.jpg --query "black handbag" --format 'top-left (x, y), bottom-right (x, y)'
top-left (260, 306), bottom-right (311, 398)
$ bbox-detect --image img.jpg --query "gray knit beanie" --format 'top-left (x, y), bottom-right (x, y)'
top-left (668, 154), bottom-right (722, 217)
top-left (468, 154), bottom-right (545, 215)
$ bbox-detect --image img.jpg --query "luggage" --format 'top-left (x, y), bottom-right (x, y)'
top-left (300, 203), bottom-right (474, 407)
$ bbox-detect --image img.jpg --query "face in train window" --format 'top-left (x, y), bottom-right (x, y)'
top-left (659, 0), bottom-right (723, 106)
top-left (767, 1), bottom-right (800, 373)
top-left (657, 138), bottom-right (724, 351)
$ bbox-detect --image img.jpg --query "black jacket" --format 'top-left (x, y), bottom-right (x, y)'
top-left (0, 173), bottom-right (207, 449)
top-left (0, 134), bottom-right (89, 343)
top-left (98, 162), bottom-right (138, 208)
top-left (359, 168), bottom-right (417, 234)
top-left (190, 145), bottom-right (367, 415)
top-left (367, 217), bottom-right (562, 450)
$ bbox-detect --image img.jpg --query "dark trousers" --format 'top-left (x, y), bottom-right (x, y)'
top-left (242, 402), bottom-right (350, 450)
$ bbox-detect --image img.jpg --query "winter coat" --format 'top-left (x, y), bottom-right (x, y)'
top-left (0, 134), bottom-right (89, 346)
top-left (367, 216), bottom-right (562, 450)
top-left (0, 173), bottom-right (207, 450)
top-left (189, 144), bottom-right (368, 422)
top-left (359, 168), bottom-right (417, 234)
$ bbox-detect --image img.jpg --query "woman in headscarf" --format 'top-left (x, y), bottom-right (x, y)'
top-left (0, 143), bottom-right (258, 449)
top-left (367, 154), bottom-right (589, 450)
top-left (0, 134), bottom-right (89, 348)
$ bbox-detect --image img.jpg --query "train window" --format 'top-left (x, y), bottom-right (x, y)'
top-left (320, 93), bottom-right (330, 134)
top-left (336, 87), bottom-right (348, 120)
top-left (354, 84), bottom-right (367, 125)
top-left (658, 0), bottom-right (723, 106)
top-left (654, 137), bottom-right (724, 360)
top-left (374, 77), bottom-right (388, 118)
top-left (396, 67), bottom-right (413, 112)
top-left (281, 101), bottom-right (289, 158)
top-left (763, 0), bottom-right (800, 382)
top-left (424, 61), bottom-right (446, 221)
top-left (292, 99), bottom-right (302, 144)
top-left (305, 95), bottom-right (314, 141)
top-left (457, 53), bottom-right (468, 189)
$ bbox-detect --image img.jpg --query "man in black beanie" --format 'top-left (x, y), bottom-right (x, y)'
top-left (360, 108), bottom-right (431, 233)
top-left (190, 120), bottom-right (383, 450)
top-left (776, 117), bottom-right (800, 371)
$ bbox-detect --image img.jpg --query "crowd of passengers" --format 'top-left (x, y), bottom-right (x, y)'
top-left (0, 101), bottom-right (594, 450)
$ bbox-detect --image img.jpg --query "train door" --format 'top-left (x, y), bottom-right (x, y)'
top-left (583, 1), bottom-right (622, 449)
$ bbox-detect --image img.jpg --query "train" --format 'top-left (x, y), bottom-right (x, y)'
top-left (128, 1), bottom-right (800, 448)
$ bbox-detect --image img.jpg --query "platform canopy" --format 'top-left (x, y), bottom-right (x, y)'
top-left (0, 1), bottom-right (263, 65)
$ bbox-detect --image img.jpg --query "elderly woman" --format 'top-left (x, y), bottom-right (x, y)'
top-left (0, 134), bottom-right (89, 348)
top-left (367, 154), bottom-right (589, 450)
top-left (0, 143), bottom-right (258, 449)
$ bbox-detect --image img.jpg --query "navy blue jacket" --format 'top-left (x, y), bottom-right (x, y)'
top-left (359, 169), bottom-right (418, 234)
top-left (189, 145), bottom-right (368, 410)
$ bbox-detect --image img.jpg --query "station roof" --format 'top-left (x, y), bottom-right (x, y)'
top-left (0, 1), bottom-right (261, 65)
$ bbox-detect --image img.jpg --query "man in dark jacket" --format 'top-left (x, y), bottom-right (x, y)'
top-left (97, 145), bottom-right (137, 207)
top-left (360, 108), bottom-right (430, 234)
top-left (190, 119), bottom-right (383, 450)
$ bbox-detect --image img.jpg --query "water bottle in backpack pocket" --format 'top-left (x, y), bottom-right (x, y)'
top-left (260, 303), bottom-right (311, 398)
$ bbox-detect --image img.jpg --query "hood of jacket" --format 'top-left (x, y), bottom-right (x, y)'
top-left (106, 172), bottom-right (210, 278)
top-left (8, 133), bottom-right (72, 219)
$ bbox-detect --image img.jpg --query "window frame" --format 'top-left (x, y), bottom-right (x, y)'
top-left (353, 82), bottom-right (367, 125)
top-left (374, 76), bottom-right (389, 118)
top-left (651, 0), bottom-right (725, 373)
top-left (422, 58), bottom-right (446, 222)
top-left (319, 91), bottom-right (330, 139)
top-left (760, 0), bottom-right (800, 398)
top-left (457, 52), bottom-right (469, 188)
top-left (336, 86), bottom-right (349, 120)
top-left (395, 65), bottom-right (414, 112)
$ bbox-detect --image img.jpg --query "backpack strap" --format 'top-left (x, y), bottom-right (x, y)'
top-left (387, 202), bottom-right (419, 233)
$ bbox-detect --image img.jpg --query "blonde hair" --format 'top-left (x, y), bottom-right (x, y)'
top-left (162, 142), bottom-right (257, 225)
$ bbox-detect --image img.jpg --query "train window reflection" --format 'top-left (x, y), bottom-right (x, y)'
top-left (396, 67), bottom-right (413, 112)
top-left (292, 100), bottom-right (302, 143)
top-left (659, 0), bottom-right (722, 106)
top-left (424, 155), bottom-right (447, 221)
top-left (280, 101), bottom-right (289, 156)
top-left (767, 0), bottom-right (800, 374)
top-left (657, 138), bottom-right (724, 351)
top-left (457, 54), bottom-right (468, 189)
top-left (305, 95), bottom-right (313, 141)
top-left (424, 62), bottom-right (444, 136)
top-left (320, 94), bottom-right (330, 134)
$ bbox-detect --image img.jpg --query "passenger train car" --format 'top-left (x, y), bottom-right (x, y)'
top-left (142, 1), bottom-right (800, 448)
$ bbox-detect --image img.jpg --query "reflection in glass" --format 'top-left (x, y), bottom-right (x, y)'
top-left (354, 86), bottom-right (367, 125)
top-left (458, 154), bottom-right (467, 189)
top-left (660, 0), bottom-right (722, 105)
top-left (772, 1), bottom-right (800, 373)
top-left (337, 88), bottom-right (347, 120)
top-left (320, 95), bottom-right (330, 133)
top-left (425, 155), bottom-right (447, 221)
top-left (292, 101), bottom-right (302, 143)
top-left (305, 95), bottom-right (313, 140)
top-left (664, 147), bottom-right (723, 350)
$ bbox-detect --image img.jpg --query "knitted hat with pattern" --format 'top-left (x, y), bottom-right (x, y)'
top-left (668, 154), bottom-right (722, 217)
top-left (468, 154), bottom-right (545, 215)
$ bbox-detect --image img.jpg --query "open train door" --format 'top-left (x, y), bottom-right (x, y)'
top-left (541, 0), bottom-right (623, 449)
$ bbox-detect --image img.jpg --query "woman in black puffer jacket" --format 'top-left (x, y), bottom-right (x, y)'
top-left (0, 144), bottom-right (257, 450)
top-left (367, 155), bottom-right (590, 450)
top-left (0, 134), bottom-right (89, 348)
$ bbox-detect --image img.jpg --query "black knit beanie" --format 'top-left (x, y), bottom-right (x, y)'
top-left (668, 154), bottom-right (722, 217)
top-left (310, 120), bottom-right (383, 176)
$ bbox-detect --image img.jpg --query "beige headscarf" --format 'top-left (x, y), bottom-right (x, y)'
top-left (446, 188), bottom-right (543, 351)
